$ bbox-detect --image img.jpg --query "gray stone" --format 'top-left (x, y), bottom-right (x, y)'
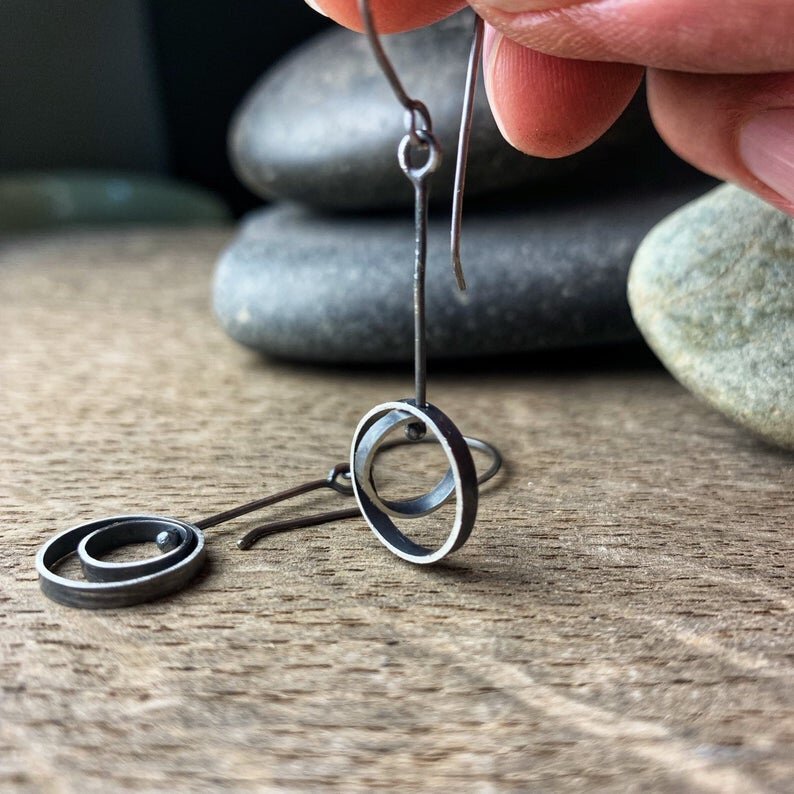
top-left (213, 186), bottom-right (709, 363)
top-left (229, 11), bottom-right (668, 211)
top-left (0, 172), bottom-right (230, 232)
top-left (629, 184), bottom-right (794, 449)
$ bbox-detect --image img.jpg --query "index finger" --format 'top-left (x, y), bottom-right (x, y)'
top-left (308, 0), bottom-right (467, 34)
top-left (469, 0), bottom-right (794, 74)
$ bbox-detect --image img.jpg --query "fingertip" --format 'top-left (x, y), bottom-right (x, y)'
top-left (483, 28), bottom-right (643, 157)
top-left (311, 0), bottom-right (467, 33)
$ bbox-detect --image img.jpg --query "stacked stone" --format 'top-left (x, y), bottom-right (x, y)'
top-left (214, 11), bottom-right (792, 448)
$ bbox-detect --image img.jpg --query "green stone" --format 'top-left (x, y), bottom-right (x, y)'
top-left (629, 184), bottom-right (794, 449)
top-left (0, 172), bottom-right (230, 232)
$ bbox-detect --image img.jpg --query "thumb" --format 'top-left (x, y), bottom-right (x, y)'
top-left (649, 70), bottom-right (794, 216)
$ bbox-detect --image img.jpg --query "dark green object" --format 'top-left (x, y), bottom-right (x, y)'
top-left (0, 172), bottom-right (230, 232)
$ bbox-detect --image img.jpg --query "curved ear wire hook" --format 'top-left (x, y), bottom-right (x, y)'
top-left (204, 13), bottom-right (496, 556)
top-left (357, 0), bottom-right (424, 124)
top-left (193, 463), bottom-right (353, 532)
top-left (235, 437), bottom-right (503, 551)
top-left (450, 15), bottom-right (485, 292)
top-left (236, 506), bottom-right (359, 550)
top-left (358, 0), bottom-right (484, 291)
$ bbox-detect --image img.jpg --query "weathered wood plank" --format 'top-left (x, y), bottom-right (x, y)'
top-left (0, 229), bottom-right (792, 792)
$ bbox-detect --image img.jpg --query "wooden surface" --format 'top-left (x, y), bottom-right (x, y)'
top-left (1, 228), bottom-right (792, 792)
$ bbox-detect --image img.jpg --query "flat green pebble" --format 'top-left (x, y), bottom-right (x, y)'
top-left (0, 171), bottom-right (230, 231)
top-left (629, 184), bottom-right (794, 449)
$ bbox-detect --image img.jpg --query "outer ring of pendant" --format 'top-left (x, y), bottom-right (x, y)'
top-left (350, 400), bottom-right (478, 565)
top-left (36, 515), bottom-right (206, 609)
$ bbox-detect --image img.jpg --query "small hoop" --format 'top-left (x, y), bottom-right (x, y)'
top-left (398, 129), bottom-right (442, 184)
top-left (325, 462), bottom-right (354, 496)
top-left (351, 400), bottom-right (478, 564)
top-left (36, 515), bottom-right (206, 609)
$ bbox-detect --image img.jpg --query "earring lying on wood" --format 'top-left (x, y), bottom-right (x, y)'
top-left (37, 437), bottom-right (501, 609)
top-left (35, 4), bottom-right (501, 609)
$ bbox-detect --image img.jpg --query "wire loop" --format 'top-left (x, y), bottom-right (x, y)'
top-left (398, 129), bottom-right (442, 185)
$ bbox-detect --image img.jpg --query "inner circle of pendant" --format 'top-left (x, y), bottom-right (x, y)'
top-left (355, 411), bottom-right (456, 519)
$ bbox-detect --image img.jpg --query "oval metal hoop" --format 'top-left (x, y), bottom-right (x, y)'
top-left (36, 515), bottom-right (206, 609)
top-left (350, 400), bottom-right (478, 564)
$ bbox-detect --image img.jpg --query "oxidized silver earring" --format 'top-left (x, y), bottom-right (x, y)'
top-left (35, 4), bottom-right (501, 609)
top-left (349, 1), bottom-right (490, 563)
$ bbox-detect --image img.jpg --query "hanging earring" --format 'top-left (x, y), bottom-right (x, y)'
top-left (37, 436), bottom-right (501, 609)
top-left (348, 1), bottom-right (492, 564)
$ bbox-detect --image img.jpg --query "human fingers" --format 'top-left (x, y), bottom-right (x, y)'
top-left (648, 70), bottom-right (794, 216)
top-left (484, 26), bottom-right (643, 156)
top-left (469, 0), bottom-right (794, 73)
top-left (305, 0), bottom-right (466, 33)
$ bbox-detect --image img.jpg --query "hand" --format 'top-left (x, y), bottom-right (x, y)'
top-left (306, 0), bottom-right (794, 217)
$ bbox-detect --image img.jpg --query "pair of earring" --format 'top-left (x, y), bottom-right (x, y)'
top-left (36, 3), bottom-right (501, 609)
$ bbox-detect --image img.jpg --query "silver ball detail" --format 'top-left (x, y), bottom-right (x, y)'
top-left (155, 529), bottom-right (180, 553)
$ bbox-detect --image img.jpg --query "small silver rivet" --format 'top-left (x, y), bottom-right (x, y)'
top-left (156, 530), bottom-right (180, 552)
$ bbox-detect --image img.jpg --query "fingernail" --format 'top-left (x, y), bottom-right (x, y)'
top-left (479, 0), bottom-right (583, 11)
top-left (483, 30), bottom-right (518, 150)
top-left (304, 0), bottom-right (328, 16)
top-left (740, 108), bottom-right (794, 205)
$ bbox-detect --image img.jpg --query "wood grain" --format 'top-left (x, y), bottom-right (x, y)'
top-left (0, 228), bottom-right (792, 792)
